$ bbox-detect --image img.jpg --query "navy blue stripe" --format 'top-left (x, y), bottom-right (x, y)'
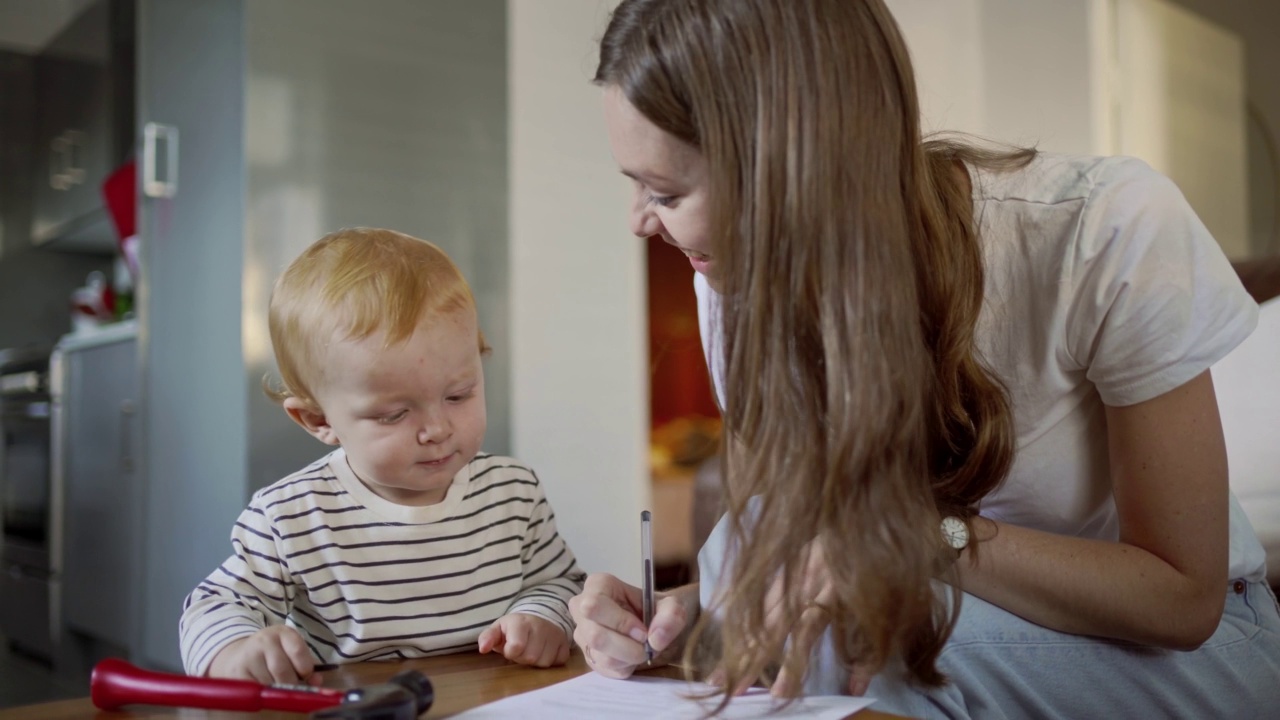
top-left (469, 462), bottom-right (531, 482)
top-left (263, 469), bottom-right (339, 495)
top-left (525, 532), bottom-right (559, 561)
top-left (234, 521), bottom-right (274, 543)
top-left (526, 518), bottom-right (547, 537)
top-left (190, 618), bottom-right (260, 670)
top-left (190, 616), bottom-right (262, 668)
top-left (510, 600), bottom-right (572, 627)
top-left (463, 476), bottom-right (537, 501)
top-left (536, 577), bottom-right (584, 596)
top-left (283, 514), bottom-right (526, 561)
top-left (264, 489), bottom-right (349, 511)
top-left (446, 495), bottom-right (534, 524)
top-left (299, 619), bottom-right (493, 660)
top-left (274, 505), bottom-right (364, 523)
top-left (293, 534), bottom-right (522, 577)
top-left (298, 625), bottom-right (341, 655)
top-left (524, 546), bottom-right (569, 579)
top-left (510, 599), bottom-right (570, 624)
top-left (234, 541), bottom-right (286, 569)
top-left (307, 571), bottom-right (523, 610)
top-left (306, 640), bottom-right (325, 660)
top-left (181, 602), bottom-right (235, 635)
top-left (214, 566), bottom-right (288, 604)
top-left (299, 592), bottom-right (512, 629)
top-left (207, 568), bottom-right (288, 607)
top-left (514, 589), bottom-right (573, 605)
top-left (307, 554), bottom-right (518, 593)
top-left (544, 575), bottom-right (581, 588)
top-left (509, 591), bottom-right (565, 607)
top-left (275, 495), bottom-right (532, 540)
top-left (193, 623), bottom-right (261, 672)
top-left (358, 649), bottom-right (407, 663)
top-left (424, 640), bottom-right (478, 656)
top-left (324, 617), bottom-right (496, 648)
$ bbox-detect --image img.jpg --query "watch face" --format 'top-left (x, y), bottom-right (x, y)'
top-left (941, 516), bottom-right (969, 550)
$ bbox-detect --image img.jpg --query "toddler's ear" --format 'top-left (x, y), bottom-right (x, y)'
top-left (283, 398), bottom-right (339, 445)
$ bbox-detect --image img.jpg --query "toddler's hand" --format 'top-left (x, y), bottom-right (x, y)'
top-left (207, 626), bottom-right (317, 685)
top-left (477, 613), bottom-right (571, 668)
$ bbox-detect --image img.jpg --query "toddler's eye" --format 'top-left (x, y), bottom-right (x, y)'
top-left (647, 193), bottom-right (677, 208)
top-left (379, 410), bottom-right (407, 424)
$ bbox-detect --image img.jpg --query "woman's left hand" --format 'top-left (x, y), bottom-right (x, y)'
top-left (723, 539), bottom-right (871, 698)
top-left (766, 539), bottom-right (832, 697)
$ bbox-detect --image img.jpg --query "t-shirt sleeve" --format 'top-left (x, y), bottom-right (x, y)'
top-left (1064, 157), bottom-right (1259, 406)
top-left (178, 495), bottom-right (297, 676)
top-left (506, 470), bottom-right (586, 639)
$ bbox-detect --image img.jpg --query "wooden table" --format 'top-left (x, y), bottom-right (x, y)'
top-left (0, 651), bottom-right (906, 719)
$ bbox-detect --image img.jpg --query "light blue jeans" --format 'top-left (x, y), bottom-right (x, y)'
top-left (802, 580), bottom-right (1280, 718)
top-left (699, 515), bottom-right (1280, 718)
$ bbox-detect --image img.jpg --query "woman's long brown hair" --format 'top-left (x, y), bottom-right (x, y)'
top-left (597, 0), bottom-right (1027, 694)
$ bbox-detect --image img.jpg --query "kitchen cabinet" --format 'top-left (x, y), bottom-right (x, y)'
top-left (30, 0), bottom-right (134, 254)
top-left (0, 345), bottom-right (56, 663)
top-left (50, 321), bottom-right (141, 669)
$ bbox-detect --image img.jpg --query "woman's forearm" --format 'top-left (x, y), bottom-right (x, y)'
top-left (956, 517), bottom-right (1226, 649)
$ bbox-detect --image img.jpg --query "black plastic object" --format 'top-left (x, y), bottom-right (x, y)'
top-left (310, 669), bottom-right (434, 720)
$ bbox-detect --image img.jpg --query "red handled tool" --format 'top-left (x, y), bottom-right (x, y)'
top-left (91, 658), bottom-right (346, 712)
top-left (90, 658), bottom-right (433, 718)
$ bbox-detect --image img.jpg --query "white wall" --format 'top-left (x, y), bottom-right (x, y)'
top-left (1114, 0), bottom-right (1249, 258)
top-left (886, 0), bottom-right (1103, 152)
top-left (887, 0), bottom-right (1250, 259)
top-left (508, 0), bottom-right (649, 583)
top-left (1166, 0), bottom-right (1280, 257)
top-left (979, 0), bottom-right (1104, 156)
top-left (884, 0), bottom-right (985, 136)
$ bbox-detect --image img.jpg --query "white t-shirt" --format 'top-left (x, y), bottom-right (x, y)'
top-left (695, 153), bottom-right (1267, 583)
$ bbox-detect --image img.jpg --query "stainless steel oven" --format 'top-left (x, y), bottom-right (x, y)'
top-left (0, 344), bottom-right (56, 661)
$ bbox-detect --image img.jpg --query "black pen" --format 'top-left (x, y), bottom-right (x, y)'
top-left (641, 510), bottom-right (655, 664)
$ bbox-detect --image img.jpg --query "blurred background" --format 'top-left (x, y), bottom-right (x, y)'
top-left (0, 0), bottom-right (1275, 708)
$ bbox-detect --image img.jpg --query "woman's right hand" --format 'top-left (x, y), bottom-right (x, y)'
top-left (568, 573), bottom-right (695, 678)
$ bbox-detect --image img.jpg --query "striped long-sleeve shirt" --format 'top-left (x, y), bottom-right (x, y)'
top-left (179, 449), bottom-right (586, 676)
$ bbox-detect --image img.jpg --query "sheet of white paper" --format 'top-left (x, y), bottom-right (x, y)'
top-left (451, 672), bottom-right (876, 719)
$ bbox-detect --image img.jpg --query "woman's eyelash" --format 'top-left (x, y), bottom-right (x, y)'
top-left (647, 193), bottom-right (676, 207)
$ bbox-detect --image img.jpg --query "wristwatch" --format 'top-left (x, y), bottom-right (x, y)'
top-left (940, 516), bottom-right (970, 555)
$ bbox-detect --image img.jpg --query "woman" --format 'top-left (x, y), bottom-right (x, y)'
top-left (566, 0), bottom-right (1280, 717)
